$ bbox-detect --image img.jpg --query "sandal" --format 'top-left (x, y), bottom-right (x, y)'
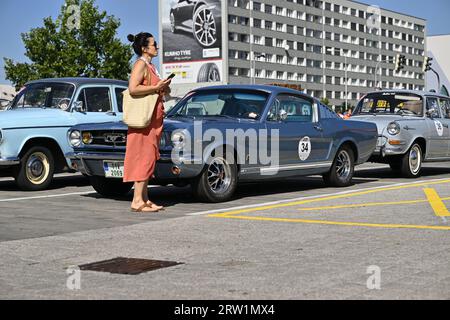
top-left (147, 201), bottom-right (165, 211)
top-left (131, 203), bottom-right (159, 213)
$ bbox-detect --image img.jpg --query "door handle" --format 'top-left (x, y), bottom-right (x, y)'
top-left (314, 125), bottom-right (323, 132)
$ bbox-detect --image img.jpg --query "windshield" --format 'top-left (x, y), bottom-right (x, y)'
top-left (354, 92), bottom-right (424, 117)
top-left (10, 83), bottom-right (75, 111)
top-left (168, 90), bottom-right (269, 120)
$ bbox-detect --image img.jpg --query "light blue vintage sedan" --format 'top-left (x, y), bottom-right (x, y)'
top-left (68, 85), bottom-right (378, 202)
top-left (352, 90), bottom-right (450, 177)
top-left (0, 78), bottom-right (127, 190)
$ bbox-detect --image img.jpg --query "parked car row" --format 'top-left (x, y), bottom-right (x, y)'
top-left (1, 77), bottom-right (449, 203)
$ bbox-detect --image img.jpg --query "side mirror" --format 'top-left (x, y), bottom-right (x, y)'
top-left (73, 101), bottom-right (84, 113)
top-left (278, 109), bottom-right (288, 121)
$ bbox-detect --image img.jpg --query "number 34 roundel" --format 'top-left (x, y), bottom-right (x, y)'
top-left (298, 137), bottom-right (311, 161)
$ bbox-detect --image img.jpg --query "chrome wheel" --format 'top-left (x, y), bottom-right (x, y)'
top-left (336, 150), bottom-right (351, 181)
top-left (409, 144), bottom-right (422, 175)
top-left (26, 152), bottom-right (50, 185)
top-left (193, 7), bottom-right (217, 47)
top-left (207, 157), bottom-right (231, 194)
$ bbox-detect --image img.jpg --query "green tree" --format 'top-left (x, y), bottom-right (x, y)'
top-left (320, 97), bottom-right (330, 106)
top-left (4, 0), bottom-right (132, 89)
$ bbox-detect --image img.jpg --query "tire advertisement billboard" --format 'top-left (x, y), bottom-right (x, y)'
top-left (159, 0), bottom-right (225, 84)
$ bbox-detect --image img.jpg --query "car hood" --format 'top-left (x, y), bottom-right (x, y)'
top-left (350, 114), bottom-right (422, 134)
top-left (0, 108), bottom-right (74, 129)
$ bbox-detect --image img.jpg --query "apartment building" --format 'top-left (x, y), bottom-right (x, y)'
top-left (227, 0), bottom-right (426, 108)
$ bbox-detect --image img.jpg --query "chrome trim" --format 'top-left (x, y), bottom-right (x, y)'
top-left (260, 162), bottom-right (332, 174)
top-left (0, 158), bottom-right (20, 166)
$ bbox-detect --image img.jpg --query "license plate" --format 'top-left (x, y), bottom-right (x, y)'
top-left (103, 161), bottom-right (124, 178)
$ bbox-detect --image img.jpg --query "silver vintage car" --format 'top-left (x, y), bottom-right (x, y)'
top-left (351, 90), bottom-right (450, 177)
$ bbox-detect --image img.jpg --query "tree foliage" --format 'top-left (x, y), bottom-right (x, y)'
top-left (4, 0), bottom-right (132, 89)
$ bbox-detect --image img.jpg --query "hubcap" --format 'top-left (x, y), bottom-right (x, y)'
top-left (194, 8), bottom-right (217, 47)
top-left (26, 152), bottom-right (50, 185)
top-left (336, 150), bottom-right (351, 181)
top-left (409, 145), bottom-right (421, 174)
top-left (207, 157), bottom-right (231, 194)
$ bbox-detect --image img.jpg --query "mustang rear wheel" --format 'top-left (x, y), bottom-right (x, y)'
top-left (89, 176), bottom-right (133, 197)
top-left (15, 146), bottom-right (55, 191)
top-left (192, 149), bottom-right (237, 203)
top-left (323, 145), bottom-right (355, 187)
top-left (400, 143), bottom-right (422, 178)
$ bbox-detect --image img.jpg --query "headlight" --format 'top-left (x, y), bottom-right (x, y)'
top-left (171, 131), bottom-right (186, 148)
top-left (69, 130), bottom-right (82, 147)
top-left (387, 122), bottom-right (400, 135)
top-left (160, 133), bottom-right (167, 147)
top-left (82, 132), bottom-right (93, 144)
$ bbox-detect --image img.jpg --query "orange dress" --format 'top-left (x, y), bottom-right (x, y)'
top-left (123, 62), bottom-right (165, 182)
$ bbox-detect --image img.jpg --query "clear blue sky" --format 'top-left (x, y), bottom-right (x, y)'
top-left (1, 0), bottom-right (449, 85)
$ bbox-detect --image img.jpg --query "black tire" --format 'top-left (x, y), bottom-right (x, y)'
top-left (170, 12), bottom-right (178, 33)
top-left (400, 143), bottom-right (423, 178)
top-left (197, 63), bottom-right (221, 83)
top-left (192, 149), bottom-right (237, 203)
top-left (323, 145), bottom-right (355, 187)
top-left (89, 176), bottom-right (133, 197)
top-left (389, 161), bottom-right (402, 171)
top-left (192, 5), bottom-right (218, 47)
top-left (14, 146), bottom-right (55, 191)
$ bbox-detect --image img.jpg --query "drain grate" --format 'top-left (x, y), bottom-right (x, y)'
top-left (79, 257), bottom-right (183, 275)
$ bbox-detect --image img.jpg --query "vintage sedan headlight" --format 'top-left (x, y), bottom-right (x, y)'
top-left (69, 130), bottom-right (82, 147)
top-left (82, 132), bottom-right (93, 145)
top-left (387, 122), bottom-right (400, 135)
top-left (171, 131), bottom-right (186, 148)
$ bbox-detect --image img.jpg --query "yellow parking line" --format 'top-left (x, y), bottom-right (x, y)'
top-left (221, 215), bottom-right (450, 231)
top-left (209, 179), bottom-right (450, 218)
top-left (297, 197), bottom-right (450, 212)
top-left (424, 189), bottom-right (450, 217)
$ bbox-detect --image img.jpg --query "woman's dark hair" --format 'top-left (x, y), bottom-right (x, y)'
top-left (127, 32), bottom-right (154, 56)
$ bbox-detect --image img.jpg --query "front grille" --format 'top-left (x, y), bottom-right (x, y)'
top-left (85, 130), bottom-right (128, 147)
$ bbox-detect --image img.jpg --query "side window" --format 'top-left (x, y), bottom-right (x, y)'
top-left (267, 94), bottom-right (314, 122)
top-left (439, 98), bottom-right (450, 119)
top-left (426, 97), bottom-right (441, 118)
top-left (115, 87), bottom-right (126, 112)
top-left (77, 87), bottom-right (112, 112)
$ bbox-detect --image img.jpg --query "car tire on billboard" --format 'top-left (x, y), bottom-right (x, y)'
top-left (197, 63), bottom-right (221, 82)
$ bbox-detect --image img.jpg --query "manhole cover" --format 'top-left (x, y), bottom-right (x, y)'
top-left (79, 257), bottom-right (183, 275)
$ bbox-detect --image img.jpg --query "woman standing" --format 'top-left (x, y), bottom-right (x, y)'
top-left (124, 32), bottom-right (171, 213)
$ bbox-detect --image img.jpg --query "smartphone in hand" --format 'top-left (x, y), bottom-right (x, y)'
top-left (166, 73), bottom-right (176, 80)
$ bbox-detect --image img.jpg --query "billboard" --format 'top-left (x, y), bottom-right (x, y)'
top-left (159, 0), bottom-right (225, 84)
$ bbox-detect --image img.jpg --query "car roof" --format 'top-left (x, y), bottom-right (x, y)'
top-left (25, 77), bottom-right (128, 87)
top-left (192, 84), bottom-right (318, 100)
top-left (364, 89), bottom-right (449, 99)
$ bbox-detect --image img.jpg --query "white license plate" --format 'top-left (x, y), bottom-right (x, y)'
top-left (103, 161), bottom-right (124, 178)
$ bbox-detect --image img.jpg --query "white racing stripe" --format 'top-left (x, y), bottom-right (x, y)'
top-left (187, 177), bottom-right (450, 216)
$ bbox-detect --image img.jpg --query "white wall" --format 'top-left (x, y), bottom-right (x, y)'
top-left (426, 35), bottom-right (450, 94)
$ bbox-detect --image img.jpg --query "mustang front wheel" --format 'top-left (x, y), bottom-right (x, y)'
top-left (192, 149), bottom-right (237, 202)
top-left (323, 146), bottom-right (354, 187)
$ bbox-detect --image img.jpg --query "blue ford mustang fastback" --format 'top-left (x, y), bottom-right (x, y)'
top-left (67, 85), bottom-right (378, 202)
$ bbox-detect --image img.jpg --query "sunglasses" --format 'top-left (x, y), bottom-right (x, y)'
top-left (149, 41), bottom-right (158, 49)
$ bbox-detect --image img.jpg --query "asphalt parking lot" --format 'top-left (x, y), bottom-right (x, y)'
top-left (0, 162), bottom-right (450, 299)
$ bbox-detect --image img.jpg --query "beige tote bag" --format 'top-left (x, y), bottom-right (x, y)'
top-left (123, 61), bottom-right (159, 129)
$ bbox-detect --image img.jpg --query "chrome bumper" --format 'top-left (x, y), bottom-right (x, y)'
top-left (0, 157), bottom-right (20, 166)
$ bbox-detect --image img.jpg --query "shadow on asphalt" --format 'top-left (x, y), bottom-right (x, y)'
top-left (0, 174), bottom-right (90, 192)
top-left (355, 166), bottom-right (450, 179)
